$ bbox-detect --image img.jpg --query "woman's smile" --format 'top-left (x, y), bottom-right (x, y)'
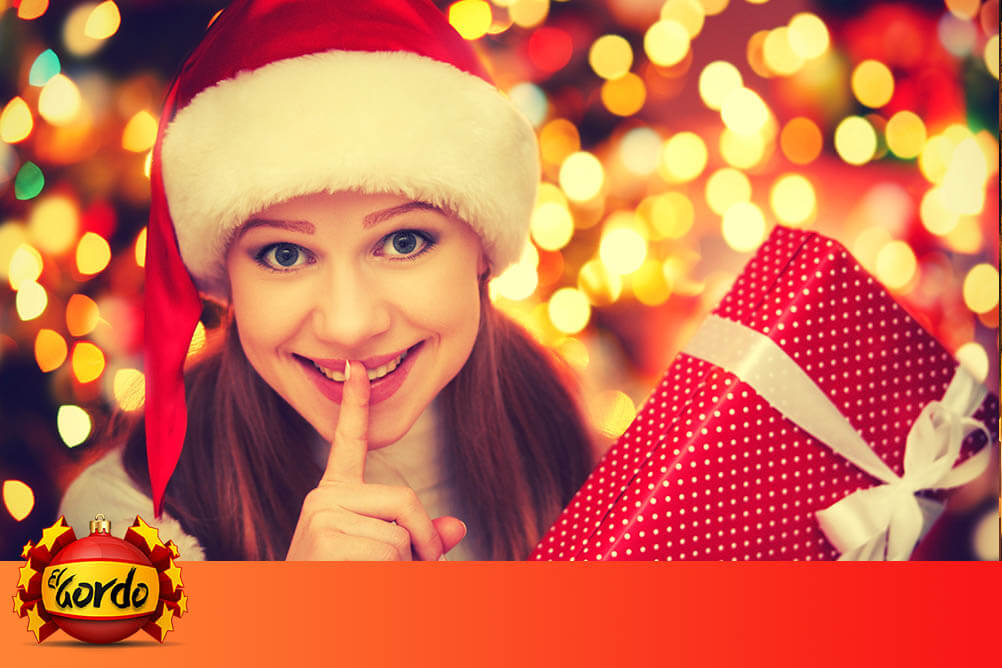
top-left (293, 339), bottom-right (426, 404)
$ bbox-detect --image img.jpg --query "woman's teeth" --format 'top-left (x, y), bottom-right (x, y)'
top-left (313, 350), bottom-right (407, 383)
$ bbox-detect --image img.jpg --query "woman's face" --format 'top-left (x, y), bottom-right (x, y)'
top-left (226, 190), bottom-right (486, 447)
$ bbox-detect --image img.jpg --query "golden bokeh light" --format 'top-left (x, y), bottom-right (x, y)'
top-left (940, 137), bottom-right (988, 215)
top-left (852, 226), bottom-right (892, 273)
top-left (885, 110), bottom-right (926, 159)
top-left (769, 173), bottom-right (816, 226)
top-left (974, 130), bottom-right (999, 178)
top-left (448, 0), bottom-right (492, 40)
top-left (721, 87), bottom-right (769, 136)
top-left (113, 367), bottom-right (146, 412)
top-left (84, 1), bottom-right (121, 40)
top-left (28, 194), bottom-right (79, 255)
top-left (589, 34), bottom-right (633, 80)
top-left (660, 0), bottom-right (705, 38)
top-left (2, 480), bottom-right (35, 521)
top-left (619, 127), bottom-right (662, 175)
top-left (34, 329), bottom-right (68, 373)
top-left (746, 30), bottom-right (771, 78)
top-left (17, 0), bottom-right (48, 20)
top-left (644, 20), bottom-right (690, 67)
top-left (719, 128), bottom-right (767, 169)
top-left (599, 225), bottom-right (647, 275)
top-left (8, 243), bottom-right (43, 290)
top-left (38, 74), bottom-right (83, 126)
top-left (834, 116), bottom-right (877, 165)
top-left (578, 257), bottom-right (623, 306)
top-left (954, 342), bottom-right (989, 383)
top-left (705, 168), bottom-right (752, 216)
top-left (539, 118), bottom-right (580, 165)
top-left (786, 13), bottom-right (829, 60)
top-left (536, 181), bottom-right (568, 207)
top-left (918, 134), bottom-right (955, 184)
top-left (489, 243), bottom-right (539, 301)
top-left (698, 60), bottom-right (742, 111)
top-left (943, 215), bottom-right (982, 254)
top-left (601, 73), bottom-right (646, 116)
top-left (121, 109), bottom-right (157, 152)
top-left (1, 97), bottom-right (33, 143)
top-left (851, 60), bottom-right (894, 108)
top-left (509, 0), bottom-right (549, 28)
top-left (985, 35), bottom-right (999, 79)
top-left (661, 131), bottom-right (707, 182)
top-left (72, 341), bottom-right (106, 383)
top-left (57, 404), bottom-right (91, 448)
top-left (762, 27), bottom-right (804, 76)
top-left (559, 151), bottom-right (605, 202)
top-left (16, 281), bottom-right (47, 321)
top-left (779, 117), bottom-right (822, 165)
top-left (135, 226), bottom-right (147, 267)
top-left (722, 202), bottom-right (767, 252)
top-left (630, 257), bottom-right (672, 305)
top-left (874, 240), bottom-right (917, 291)
top-left (63, 3), bottom-right (104, 57)
top-left (66, 293), bottom-right (100, 336)
top-left (0, 223), bottom-right (28, 282)
top-left (962, 264), bottom-right (999, 314)
top-left (639, 192), bottom-right (694, 240)
top-left (188, 320), bottom-right (207, 357)
top-left (697, 0), bottom-right (729, 14)
top-left (548, 287), bottom-right (591, 335)
top-left (589, 389), bottom-right (636, 438)
top-left (556, 336), bottom-right (589, 371)
top-left (530, 201), bottom-right (575, 251)
top-left (76, 232), bottom-right (112, 275)
top-left (919, 187), bottom-right (959, 236)
top-left (945, 0), bottom-right (981, 20)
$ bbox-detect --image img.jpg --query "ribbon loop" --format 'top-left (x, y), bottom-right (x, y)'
top-left (683, 315), bottom-right (994, 561)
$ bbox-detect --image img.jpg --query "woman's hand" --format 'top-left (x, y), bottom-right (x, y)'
top-left (286, 360), bottom-right (467, 560)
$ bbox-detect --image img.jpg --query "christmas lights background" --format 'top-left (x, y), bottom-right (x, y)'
top-left (0, 0), bottom-right (998, 560)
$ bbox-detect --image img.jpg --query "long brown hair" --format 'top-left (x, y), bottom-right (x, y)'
top-left (123, 281), bottom-right (595, 559)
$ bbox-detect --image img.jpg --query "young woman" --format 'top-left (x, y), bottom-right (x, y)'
top-left (59, 0), bottom-right (598, 561)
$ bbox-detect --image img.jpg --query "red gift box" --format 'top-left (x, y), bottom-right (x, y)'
top-left (531, 227), bottom-right (998, 561)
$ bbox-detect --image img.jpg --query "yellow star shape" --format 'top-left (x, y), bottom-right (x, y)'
top-left (25, 604), bottom-right (47, 642)
top-left (130, 516), bottom-right (166, 553)
top-left (20, 540), bottom-right (34, 559)
top-left (166, 540), bottom-right (180, 558)
top-left (163, 557), bottom-right (183, 594)
top-left (151, 604), bottom-right (174, 642)
top-left (13, 593), bottom-right (25, 616)
top-left (36, 517), bottom-right (72, 554)
top-left (17, 560), bottom-right (37, 590)
top-left (174, 590), bottom-right (188, 617)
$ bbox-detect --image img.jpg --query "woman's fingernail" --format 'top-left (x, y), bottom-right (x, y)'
top-left (344, 361), bottom-right (351, 382)
top-left (459, 520), bottom-right (468, 536)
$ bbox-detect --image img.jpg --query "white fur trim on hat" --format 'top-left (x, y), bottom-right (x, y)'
top-left (161, 49), bottom-right (539, 299)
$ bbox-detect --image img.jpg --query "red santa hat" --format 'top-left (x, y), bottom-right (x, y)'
top-left (147, 0), bottom-right (539, 515)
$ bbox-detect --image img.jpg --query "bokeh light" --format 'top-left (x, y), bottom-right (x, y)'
top-left (874, 240), bottom-right (917, 291)
top-left (769, 173), bottom-right (815, 226)
top-left (985, 35), bottom-right (999, 79)
top-left (2, 480), bottom-right (36, 522)
top-left (38, 74), bottom-right (83, 126)
top-left (113, 368), bottom-right (146, 412)
top-left (72, 341), bottom-right (106, 383)
top-left (705, 168), bottom-right (751, 215)
top-left (589, 34), bottom-right (633, 79)
top-left (599, 225), bottom-right (647, 275)
top-left (57, 404), bottom-right (91, 448)
top-left (17, 0), bottom-right (49, 21)
top-left (76, 232), bottom-right (112, 275)
top-left (661, 131), bottom-right (707, 182)
top-left (619, 127), bottom-right (662, 175)
top-left (548, 287), bottom-right (591, 334)
top-left (122, 110), bottom-right (157, 152)
top-left (530, 201), bottom-right (575, 251)
top-left (448, 0), bottom-right (492, 40)
top-left (63, 3), bottom-right (105, 57)
top-left (885, 111), bottom-right (926, 159)
top-left (188, 320), bottom-right (207, 357)
top-left (539, 118), bottom-right (580, 165)
top-left (8, 243), bottom-right (43, 290)
top-left (66, 293), bottom-right (100, 337)
top-left (578, 258), bottom-right (623, 306)
top-left (919, 187), bottom-right (959, 236)
top-left (721, 202), bottom-right (767, 252)
top-left (16, 281), bottom-right (48, 321)
top-left (601, 73), bottom-right (646, 116)
top-left (14, 162), bottom-right (45, 200)
top-left (630, 258), bottom-right (672, 305)
top-left (779, 117), bottom-right (822, 165)
top-left (644, 20), bottom-right (690, 67)
top-left (28, 49), bottom-right (61, 87)
top-left (84, 1), bottom-right (122, 40)
top-left (34, 329), bottom-right (68, 372)
top-left (559, 151), bottom-right (604, 202)
top-left (834, 116), bottom-right (877, 165)
top-left (962, 264), bottom-right (999, 314)
top-left (721, 87), bottom-right (769, 136)
top-left (660, 0), bottom-right (705, 38)
top-left (489, 242), bottom-right (539, 301)
top-left (940, 137), bottom-right (988, 215)
top-left (509, 0), bottom-right (549, 28)
top-left (763, 27), bottom-right (803, 76)
top-left (697, 0), bottom-right (729, 15)
top-left (945, 0), bottom-right (981, 19)
top-left (28, 194), bottom-right (79, 255)
top-left (698, 60), bottom-right (742, 111)
top-left (851, 60), bottom-right (894, 108)
top-left (508, 82), bottom-right (548, 126)
top-left (786, 13), bottom-right (829, 60)
top-left (719, 128), bottom-right (767, 169)
top-left (640, 192), bottom-right (694, 239)
top-left (938, 14), bottom-right (977, 57)
top-left (134, 227), bottom-right (147, 267)
top-left (954, 342), bottom-right (989, 383)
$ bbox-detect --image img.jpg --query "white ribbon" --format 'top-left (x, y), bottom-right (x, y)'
top-left (682, 314), bottom-right (994, 561)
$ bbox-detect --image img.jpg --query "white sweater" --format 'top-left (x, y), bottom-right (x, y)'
top-left (58, 398), bottom-right (486, 560)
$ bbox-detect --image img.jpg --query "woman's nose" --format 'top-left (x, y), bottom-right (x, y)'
top-left (310, 263), bottom-right (391, 348)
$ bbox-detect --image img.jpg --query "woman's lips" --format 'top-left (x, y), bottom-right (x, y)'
top-left (296, 341), bottom-right (424, 405)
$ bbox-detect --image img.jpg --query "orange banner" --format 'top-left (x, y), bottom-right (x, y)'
top-left (4, 562), bottom-right (998, 666)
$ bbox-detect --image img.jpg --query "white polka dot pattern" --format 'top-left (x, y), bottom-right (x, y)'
top-left (530, 227), bottom-right (999, 561)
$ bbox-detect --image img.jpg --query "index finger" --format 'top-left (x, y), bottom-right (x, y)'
top-left (322, 360), bottom-right (371, 484)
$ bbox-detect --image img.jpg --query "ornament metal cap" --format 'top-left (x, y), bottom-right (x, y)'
top-left (89, 514), bottom-right (111, 534)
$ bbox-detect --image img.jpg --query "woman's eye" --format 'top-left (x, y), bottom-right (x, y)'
top-left (257, 243), bottom-right (310, 270)
top-left (380, 230), bottom-right (433, 260)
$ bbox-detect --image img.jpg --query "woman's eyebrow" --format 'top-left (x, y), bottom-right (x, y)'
top-left (363, 201), bottom-right (444, 228)
top-left (240, 218), bottom-right (316, 235)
